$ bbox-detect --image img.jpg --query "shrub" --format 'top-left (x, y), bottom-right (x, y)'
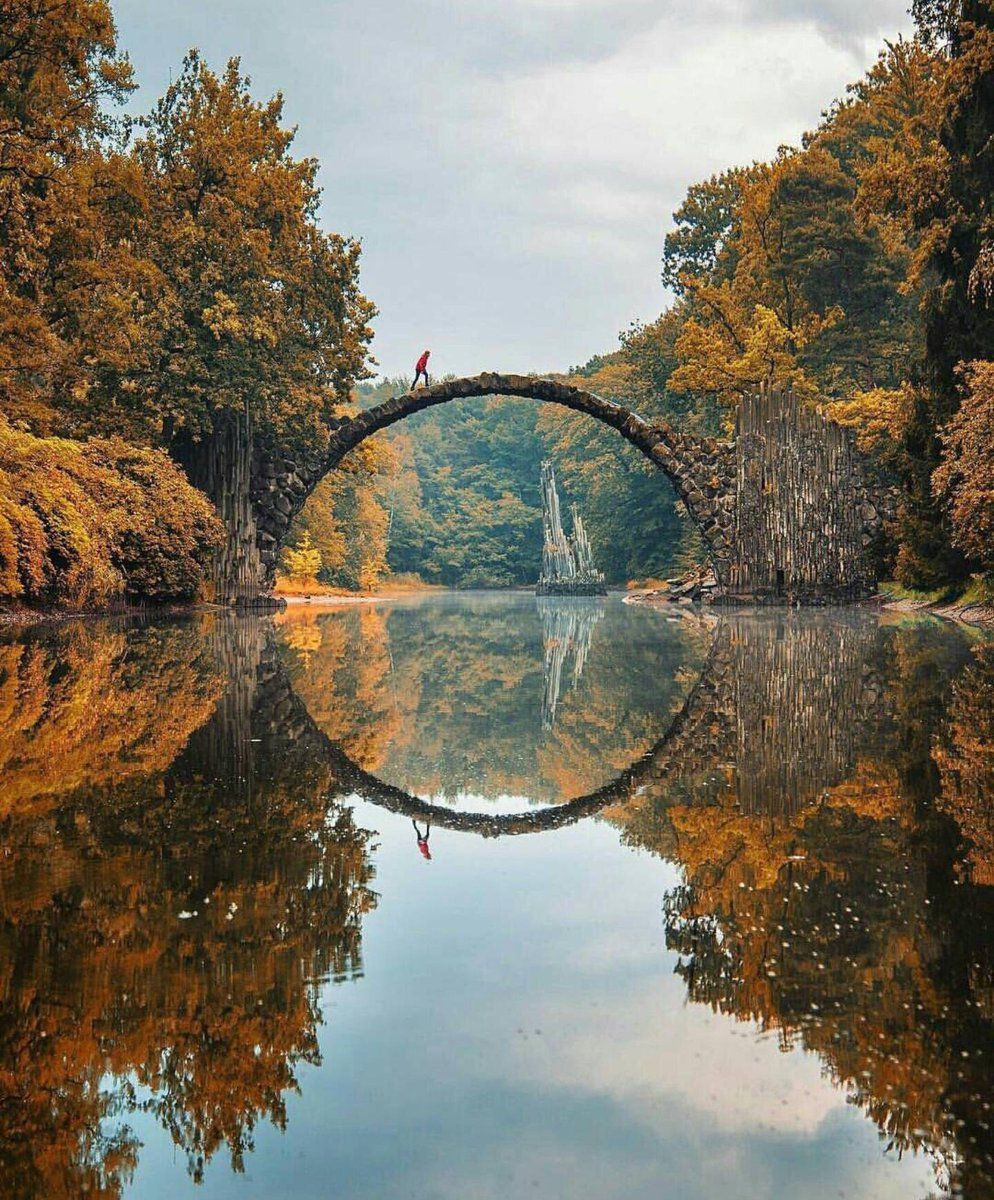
top-left (281, 530), bottom-right (322, 586)
top-left (0, 419), bottom-right (223, 608)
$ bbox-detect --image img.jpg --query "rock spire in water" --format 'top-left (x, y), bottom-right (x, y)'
top-left (537, 461), bottom-right (606, 595)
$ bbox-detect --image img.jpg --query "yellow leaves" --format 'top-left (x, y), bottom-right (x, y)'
top-left (282, 530), bottom-right (322, 585)
top-left (0, 0), bottom-right (136, 428)
top-left (0, 416), bottom-right (222, 609)
top-left (932, 360), bottom-right (994, 567)
top-left (563, 360), bottom-right (638, 402)
top-left (827, 383), bottom-right (916, 460)
top-left (283, 459), bottom-right (391, 593)
top-left (354, 488), bottom-right (389, 590)
top-left (659, 40), bottom-right (943, 423)
top-left (0, 623), bottom-right (224, 817)
top-left (0, 617), bottom-right (376, 1194)
top-left (281, 620), bottom-right (324, 660)
top-left (670, 300), bottom-right (821, 406)
top-left (202, 291), bottom-right (243, 339)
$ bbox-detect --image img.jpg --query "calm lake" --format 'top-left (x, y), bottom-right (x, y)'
top-left (2, 592), bottom-right (994, 1199)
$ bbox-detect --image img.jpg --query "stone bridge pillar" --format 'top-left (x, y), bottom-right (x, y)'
top-left (723, 388), bottom-right (885, 604)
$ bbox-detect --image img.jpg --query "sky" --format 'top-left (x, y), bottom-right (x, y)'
top-left (112, 0), bottom-right (914, 381)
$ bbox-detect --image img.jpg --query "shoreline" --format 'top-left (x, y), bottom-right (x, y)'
top-left (624, 588), bottom-right (994, 627)
top-left (6, 585), bottom-right (993, 629)
top-left (0, 584), bottom-right (448, 628)
top-left (877, 595), bottom-right (994, 627)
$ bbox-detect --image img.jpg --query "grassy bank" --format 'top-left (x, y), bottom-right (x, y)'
top-left (879, 578), bottom-right (994, 625)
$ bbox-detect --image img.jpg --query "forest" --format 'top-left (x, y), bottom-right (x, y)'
top-left (3, 0), bottom-right (994, 603)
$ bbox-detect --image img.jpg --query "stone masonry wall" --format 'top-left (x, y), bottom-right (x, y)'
top-left (247, 374), bottom-right (735, 595)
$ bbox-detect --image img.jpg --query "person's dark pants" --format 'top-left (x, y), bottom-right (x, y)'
top-left (413, 368), bottom-right (429, 388)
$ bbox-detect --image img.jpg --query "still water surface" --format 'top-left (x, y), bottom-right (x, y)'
top-left (2, 593), bottom-right (994, 1198)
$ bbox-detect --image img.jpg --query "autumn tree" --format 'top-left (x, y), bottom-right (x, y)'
top-left (665, 43), bottom-right (933, 413)
top-left (285, 437), bottom-right (394, 591)
top-left (0, 618), bottom-right (378, 1195)
top-left (0, 417), bottom-right (222, 608)
top-left (75, 52), bottom-right (376, 453)
top-left (282, 529), bottom-right (322, 585)
top-left (0, 0), bottom-right (135, 429)
top-left (933, 360), bottom-right (994, 568)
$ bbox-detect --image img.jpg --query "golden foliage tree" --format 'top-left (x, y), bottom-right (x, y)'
top-left (282, 529), bottom-right (322, 586)
top-left (664, 40), bottom-right (936, 415)
top-left (0, 619), bottom-right (378, 1197)
top-left (0, 0), bottom-right (135, 429)
top-left (933, 360), bottom-right (994, 569)
top-left (112, 52), bottom-right (375, 451)
top-left (285, 439), bottom-right (394, 592)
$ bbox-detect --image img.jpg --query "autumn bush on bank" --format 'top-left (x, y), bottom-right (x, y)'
top-left (0, 420), bottom-right (223, 609)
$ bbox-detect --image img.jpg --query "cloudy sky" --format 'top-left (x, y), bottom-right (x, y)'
top-left (113, 0), bottom-right (913, 380)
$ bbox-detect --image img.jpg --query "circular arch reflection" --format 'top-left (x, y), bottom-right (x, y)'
top-left (293, 632), bottom-right (724, 837)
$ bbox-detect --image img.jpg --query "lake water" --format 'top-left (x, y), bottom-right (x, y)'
top-left (2, 592), bottom-right (994, 1199)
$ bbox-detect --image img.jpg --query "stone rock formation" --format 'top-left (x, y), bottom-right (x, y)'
top-left (536, 460), bottom-right (607, 595)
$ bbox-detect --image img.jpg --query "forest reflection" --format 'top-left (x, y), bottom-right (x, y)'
top-left (0, 604), bottom-right (993, 1196)
top-left (0, 617), bottom-right (377, 1199)
top-left (626, 621), bottom-right (994, 1199)
top-left (276, 592), bottom-right (701, 805)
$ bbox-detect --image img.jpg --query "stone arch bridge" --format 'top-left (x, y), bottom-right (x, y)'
top-left (178, 373), bottom-right (887, 606)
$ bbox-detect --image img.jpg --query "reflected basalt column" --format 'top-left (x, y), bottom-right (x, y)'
top-left (727, 613), bottom-right (887, 815)
top-left (631, 613), bottom-right (889, 816)
top-left (0, 617), bottom-right (377, 1200)
top-left (652, 618), bottom-right (994, 1200)
top-left (538, 597), bottom-right (605, 730)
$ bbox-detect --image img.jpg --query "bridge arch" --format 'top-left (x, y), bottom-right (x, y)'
top-left (269, 622), bottom-right (731, 837)
top-left (250, 373), bottom-right (738, 595)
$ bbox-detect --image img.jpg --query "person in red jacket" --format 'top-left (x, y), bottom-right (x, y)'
top-left (412, 820), bottom-right (431, 861)
top-left (413, 349), bottom-right (430, 389)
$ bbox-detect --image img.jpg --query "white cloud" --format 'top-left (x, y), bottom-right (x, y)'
top-left (113, 0), bottom-right (915, 377)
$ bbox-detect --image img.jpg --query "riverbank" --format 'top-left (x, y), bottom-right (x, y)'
top-left (8, 578), bottom-right (992, 628)
top-left (625, 576), bottom-right (994, 626)
top-left (275, 578), bottom-right (447, 605)
top-left (0, 580), bottom-right (447, 627)
top-left (877, 581), bottom-right (994, 626)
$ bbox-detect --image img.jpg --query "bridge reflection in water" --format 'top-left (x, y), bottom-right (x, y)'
top-left (0, 606), bottom-right (992, 1196)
